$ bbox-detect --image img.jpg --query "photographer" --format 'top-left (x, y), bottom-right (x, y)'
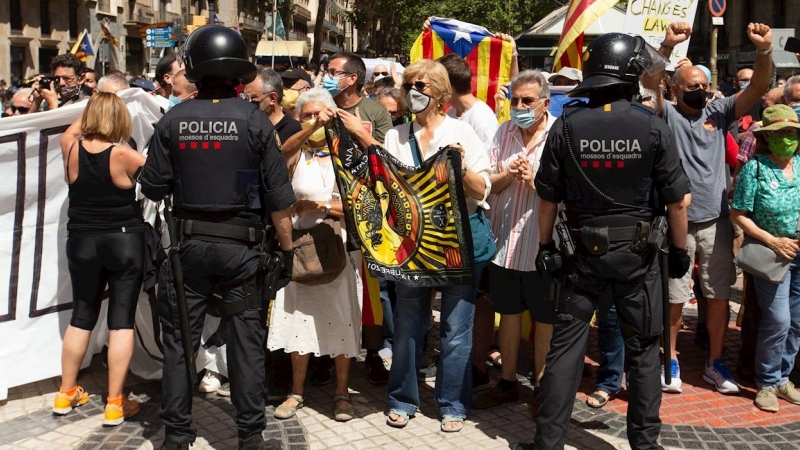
top-left (29, 54), bottom-right (86, 113)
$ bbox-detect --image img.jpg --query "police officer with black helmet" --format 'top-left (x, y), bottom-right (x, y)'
top-left (521, 33), bottom-right (692, 449)
top-left (139, 25), bottom-right (295, 450)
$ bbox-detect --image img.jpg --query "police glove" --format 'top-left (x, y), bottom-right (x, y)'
top-left (668, 244), bottom-right (691, 278)
top-left (536, 241), bottom-right (562, 277)
top-left (277, 249), bottom-right (294, 289)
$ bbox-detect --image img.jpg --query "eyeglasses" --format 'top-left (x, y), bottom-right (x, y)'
top-left (402, 81), bottom-right (430, 92)
top-left (238, 92), bottom-right (270, 102)
top-left (510, 96), bottom-right (541, 108)
top-left (373, 72), bottom-right (389, 77)
top-left (326, 69), bottom-right (351, 77)
top-left (10, 105), bottom-right (30, 114)
top-left (53, 75), bottom-right (77, 83)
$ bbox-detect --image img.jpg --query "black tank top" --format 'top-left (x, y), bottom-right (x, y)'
top-left (67, 141), bottom-right (143, 231)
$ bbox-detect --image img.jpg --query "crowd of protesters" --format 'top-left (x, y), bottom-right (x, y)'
top-left (4, 17), bottom-right (800, 450)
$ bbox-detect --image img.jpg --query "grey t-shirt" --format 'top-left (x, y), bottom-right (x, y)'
top-left (662, 96), bottom-right (736, 222)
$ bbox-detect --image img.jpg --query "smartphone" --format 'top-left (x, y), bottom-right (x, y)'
top-left (785, 36), bottom-right (800, 54)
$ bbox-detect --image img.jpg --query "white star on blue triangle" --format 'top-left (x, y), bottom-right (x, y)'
top-left (430, 18), bottom-right (490, 58)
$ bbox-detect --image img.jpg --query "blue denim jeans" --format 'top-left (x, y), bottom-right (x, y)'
top-left (388, 283), bottom-right (476, 418)
top-left (752, 254), bottom-right (800, 389)
top-left (596, 296), bottom-right (625, 394)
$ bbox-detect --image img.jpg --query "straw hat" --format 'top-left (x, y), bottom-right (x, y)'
top-left (754, 104), bottom-right (800, 134)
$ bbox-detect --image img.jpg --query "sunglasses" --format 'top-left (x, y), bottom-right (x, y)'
top-left (510, 96), bottom-right (540, 108)
top-left (402, 81), bottom-right (430, 92)
top-left (374, 72), bottom-right (389, 77)
top-left (10, 105), bottom-right (30, 114)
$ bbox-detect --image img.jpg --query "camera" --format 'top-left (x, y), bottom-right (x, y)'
top-left (39, 77), bottom-right (53, 91)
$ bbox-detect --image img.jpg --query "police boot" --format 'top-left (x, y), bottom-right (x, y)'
top-left (160, 442), bottom-right (190, 450)
top-left (238, 434), bottom-right (282, 450)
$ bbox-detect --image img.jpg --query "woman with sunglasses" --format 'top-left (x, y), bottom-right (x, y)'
top-left (347, 59), bottom-right (492, 433)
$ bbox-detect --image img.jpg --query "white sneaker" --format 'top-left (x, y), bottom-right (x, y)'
top-left (703, 359), bottom-right (740, 395)
top-left (198, 370), bottom-right (224, 393)
top-left (661, 359), bottom-right (682, 393)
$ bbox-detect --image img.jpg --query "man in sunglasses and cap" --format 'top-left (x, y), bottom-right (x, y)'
top-left (519, 32), bottom-right (692, 450)
top-left (139, 25), bottom-right (295, 450)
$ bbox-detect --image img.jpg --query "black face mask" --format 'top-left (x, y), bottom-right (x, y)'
top-left (681, 89), bottom-right (708, 110)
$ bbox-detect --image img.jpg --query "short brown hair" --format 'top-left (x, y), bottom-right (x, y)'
top-left (80, 92), bottom-right (131, 143)
top-left (402, 60), bottom-right (451, 109)
top-left (437, 54), bottom-right (472, 95)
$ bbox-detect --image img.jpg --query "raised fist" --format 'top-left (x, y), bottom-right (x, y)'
top-left (664, 22), bottom-right (692, 46)
top-left (747, 23), bottom-right (772, 51)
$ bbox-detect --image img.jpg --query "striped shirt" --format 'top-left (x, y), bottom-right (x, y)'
top-left (487, 113), bottom-right (556, 272)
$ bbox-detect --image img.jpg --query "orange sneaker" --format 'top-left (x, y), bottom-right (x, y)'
top-left (103, 396), bottom-right (140, 426)
top-left (52, 386), bottom-right (89, 415)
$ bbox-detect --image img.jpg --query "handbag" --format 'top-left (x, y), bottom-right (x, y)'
top-left (734, 158), bottom-right (800, 284)
top-left (408, 124), bottom-right (497, 272)
top-left (291, 217), bottom-right (348, 285)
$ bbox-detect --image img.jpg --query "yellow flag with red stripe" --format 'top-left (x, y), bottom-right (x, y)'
top-left (554, 0), bottom-right (619, 70)
top-left (410, 17), bottom-right (513, 122)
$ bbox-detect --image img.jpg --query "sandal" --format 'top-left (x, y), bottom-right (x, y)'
top-left (487, 345), bottom-right (502, 368)
top-left (586, 390), bottom-right (615, 409)
top-left (274, 393), bottom-right (304, 419)
top-left (441, 415), bottom-right (464, 433)
top-left (334, 395), bottom-right (354, 422)
top-left (386, 409), bottom-right (409, 428)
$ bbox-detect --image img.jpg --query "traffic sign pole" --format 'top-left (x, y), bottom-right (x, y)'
top-left (708, 0), bottom-right (726, 90)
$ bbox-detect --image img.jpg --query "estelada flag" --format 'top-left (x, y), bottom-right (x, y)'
top-left (410, 17), bottom-right (513, 114)
top-left (326, 118), bottom-right (474, 287)
top-left (554, 0), bottom-right (619, 70)
top-left (100, 22), bottom-right (119, 46)
top-left (70, 30), bottom-right (94, 62)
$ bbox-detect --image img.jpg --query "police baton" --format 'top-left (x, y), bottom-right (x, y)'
top-left (163, 196), bottom-right (197, 388)
top-left (660, 246), bottom-right (671, 386)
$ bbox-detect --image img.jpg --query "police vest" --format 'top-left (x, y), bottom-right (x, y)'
top-left (561, 100), bottom-right (656, 218)
top-left (169, 98), bottom-right (263, 213)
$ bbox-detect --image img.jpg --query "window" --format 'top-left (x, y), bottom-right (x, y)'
top-left (293, 20), bottom-right (307, 35)
top-left (41, 0), bottom-right (51, 36)
top-left (97, 0), bottom-right (111, 13)
top-left (69, 0), bottom-right (78, 38)
top-left (11, 0), bottom-right (23, 31)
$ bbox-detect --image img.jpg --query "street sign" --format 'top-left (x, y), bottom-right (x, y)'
top-left (772, 29), bottom-right (800, 69)
top-left (712, 17), bottom-right (724, 26)
top-left (708, 0), bottom-right (726, 17)
top-left (145, 27), bottom-right (178, 48)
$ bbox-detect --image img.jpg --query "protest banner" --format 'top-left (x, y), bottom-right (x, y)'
top-left (622, 0), bottom-right (700, 69)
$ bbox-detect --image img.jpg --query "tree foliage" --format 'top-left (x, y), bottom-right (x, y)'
top-left (347, 0), bottom-right (561, 55)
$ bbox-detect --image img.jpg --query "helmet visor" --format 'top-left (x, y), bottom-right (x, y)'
top-left (635, 42), bottom-right (669, 76)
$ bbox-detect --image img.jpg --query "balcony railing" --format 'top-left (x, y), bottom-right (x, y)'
top-left (157, 11), bottom-right (181, 23)
top-left (240, 14), bottom-right (265, 32)
top-left (126, 4), bottom-right (154, 24)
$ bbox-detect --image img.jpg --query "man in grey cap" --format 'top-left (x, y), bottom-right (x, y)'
top-left (548, 67), bottom-right (583, 87)
top-left (279, 67), bottom-right (312, 119)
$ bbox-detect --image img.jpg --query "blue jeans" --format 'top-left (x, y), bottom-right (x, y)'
top-left (752, 254), bottom-right (800, 389)
top-left (596, 296), bottom-right (625, 394)
top-left (388, 283), bottom-right (476, 418)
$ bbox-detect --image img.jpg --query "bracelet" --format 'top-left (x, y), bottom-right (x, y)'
top-left (659, 42), bottom-right (674, 50)
top-left (756, 46), bottom-right (773, 56)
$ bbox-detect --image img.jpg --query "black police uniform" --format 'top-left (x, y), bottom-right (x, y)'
top-left (533, 99), bottom-right (690, 450)
top-left (140, 87), bottom-right (295, 445)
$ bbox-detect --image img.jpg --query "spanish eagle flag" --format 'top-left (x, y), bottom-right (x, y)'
top-left (554, 0), bottom-right (619, 71)
top-left (70, 29), bottom-right (94, 62)
top-left (410, 17), bottom-right (513, 114)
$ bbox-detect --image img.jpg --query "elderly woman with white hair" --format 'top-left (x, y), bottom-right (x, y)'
top-left (267, 87), bottom-right (362, 423)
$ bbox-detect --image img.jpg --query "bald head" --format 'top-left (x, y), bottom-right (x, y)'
top-left (763, 87), bottom-right (784, 108)
top-left (737, 68), bottom-right (753, 90)
top-left (672, 67), bottom-right (708, 89)
top-left (373, 64), bottom-right (389, 80)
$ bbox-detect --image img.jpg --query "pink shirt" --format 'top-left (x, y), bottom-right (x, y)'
top-left (487, 113), bottom-right (556, 272)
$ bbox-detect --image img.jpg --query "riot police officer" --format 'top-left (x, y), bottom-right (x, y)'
top-left (527, 33), bottom-right (691, 449)
top-left (139, 26), bottom-right (295, 450)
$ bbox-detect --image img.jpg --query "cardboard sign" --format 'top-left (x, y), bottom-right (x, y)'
top-left (623, 0), bottom-right (701, 70)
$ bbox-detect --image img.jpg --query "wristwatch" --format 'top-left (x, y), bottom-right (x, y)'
top-left (324, 201), bottom-right (332, 215)
top-left (756, 46), bottom-right (773, 56)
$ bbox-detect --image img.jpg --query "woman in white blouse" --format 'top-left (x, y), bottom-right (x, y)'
top-left (346, 59), bottom-right (492, 433)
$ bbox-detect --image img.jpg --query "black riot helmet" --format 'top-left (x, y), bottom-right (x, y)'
top-left (569, 33), bottom-right (668, 97)
top-left (180, 25), bottom-right (257, 84)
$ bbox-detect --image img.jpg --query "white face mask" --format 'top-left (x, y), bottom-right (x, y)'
top-left (406, 89), bottom-right (431, 114)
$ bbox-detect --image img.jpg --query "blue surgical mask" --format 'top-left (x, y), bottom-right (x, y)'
top-left (322, 75), bottom-right (343, 97)
top-left (793, 105), bottom-right (800, 118)
top-left (510, 104), bottom-right (542, 129)
top-left (739, 82), bottom-right (750, 90)
top-left (168, 95), bottom-right (182, 109)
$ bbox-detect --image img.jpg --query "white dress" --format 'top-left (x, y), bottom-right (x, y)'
top-left (267, 149), bottom-right (363, 357)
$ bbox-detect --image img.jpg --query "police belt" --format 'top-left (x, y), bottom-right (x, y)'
top-left (177, 219), bottom-right (265, 245)
top-left (572, 226), bottom-right (636, 243)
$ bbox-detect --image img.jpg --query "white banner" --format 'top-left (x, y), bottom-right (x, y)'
top-left (0, 90), bottom-right (227, 400)
top-left (622, 0), bottom-right (700, 70)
